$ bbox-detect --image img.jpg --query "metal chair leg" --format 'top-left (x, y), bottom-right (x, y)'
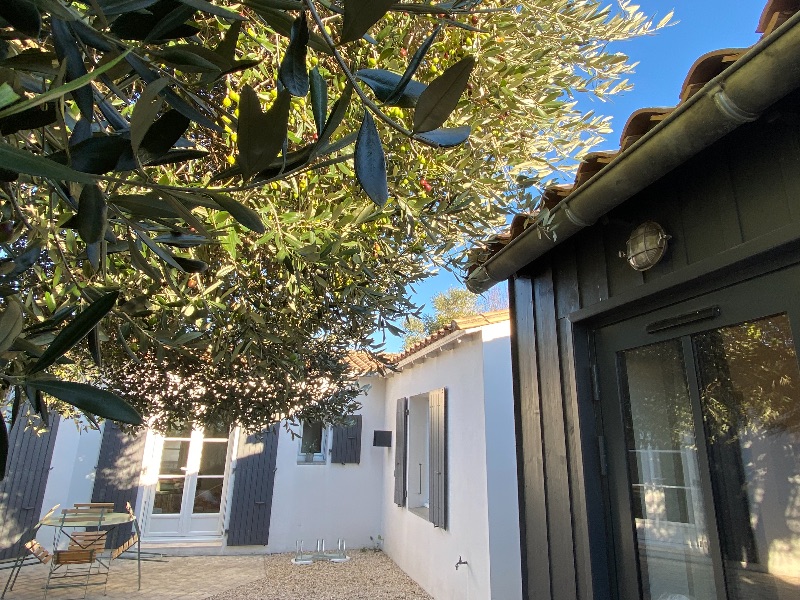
top-left (1, 556), bottom-right (24, 599)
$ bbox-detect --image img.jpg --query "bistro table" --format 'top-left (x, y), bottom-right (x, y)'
top-left (40, 511), bottom-right (141, 591)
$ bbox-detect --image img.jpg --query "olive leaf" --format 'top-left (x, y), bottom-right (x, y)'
top-left (88, 325), bottom-right (101, 367)
top-left (385, 24), bottom-right (441, 105)
top-left (209, 193), bottom-right (266, 234)
top-left (26, 378), bottom-right (143, 425)
top-left (0, 103), bottom-right (58, 136)
top-left (29, 290), bottom-right (120, 375)
top-left (155, 46), bottom-right (222, 73)
top-left (237, 85), bottom-right (291, 180)
top-left (172, 256), bottom-right (209, 273)
top-left (0, 141), bottom-right (96, 183)
top-left (355, 110), bottom-right (388, 207)
top-left (0, 301), bottom-right (23, 353)
top-left (136, 110), bottom-right (191, 165)
top-left (49, 135), bottom-right (131, 175)
top-left (413, 125), bottom-right (471, 148)
top-left (341, 0), bottom-right (395, 44)
top-left (355, 69), bottom-right (426, 108)
top-left (311, 84), bottom-right (352, 159)
top-left (0, 0), bottom-right (41, 39)
top-left (0, 50), bottom-right (131, 120)
top-left (309, 67), bottom-right (327, 137)
top-left (279, 12), bottom-right (309, 97)
top-left (413, 56), bottom-right (475, 133)
top-left (130, 78), bottom-right (168, 156)
top-left (178, 0), bottom-right (246, 21)
top-left (77, 183), bottom-right (107, 245)
top-left (51, 18), bottom-right (94, 121)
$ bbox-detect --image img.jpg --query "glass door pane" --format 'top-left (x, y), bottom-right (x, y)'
top-left (619, 339), bottom-right (719, 600)
top-left (193, 440), bottom-right (228, 514)
top-left (153, 439), bottom-right (190, 515)
top-left (694, 314), bottom-right (800, 600)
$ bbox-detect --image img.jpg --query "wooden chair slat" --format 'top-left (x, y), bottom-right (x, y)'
top-left (53, 550), bottom-right (95, 565)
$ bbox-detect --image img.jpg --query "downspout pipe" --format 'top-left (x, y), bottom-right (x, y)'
top-left (466, 10), bottom-right (800, 294)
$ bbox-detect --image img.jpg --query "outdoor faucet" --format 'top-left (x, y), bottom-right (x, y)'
top-left (455, 556), bottom-right (468, 570)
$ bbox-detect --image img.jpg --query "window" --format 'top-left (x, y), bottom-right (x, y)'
top-left (298, 420), bottom-right (327, 463)
top-left (394, 388), bottom-right (448, 529)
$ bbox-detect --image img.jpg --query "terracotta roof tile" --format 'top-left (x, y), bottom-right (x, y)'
top-left (391, 309), bottom-right (509, 363)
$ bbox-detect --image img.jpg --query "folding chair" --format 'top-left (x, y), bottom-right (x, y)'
top-left (44, 508), bottom-right (110, 600)
top-left (0, 504), bottom-right (60, 599)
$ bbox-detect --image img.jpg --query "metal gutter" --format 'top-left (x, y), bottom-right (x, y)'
top-left (466, 10), bottom-right (800, 293)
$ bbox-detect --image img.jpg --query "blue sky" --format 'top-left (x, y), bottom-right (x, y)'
top-left (381, 2), bottom-right (764, 352)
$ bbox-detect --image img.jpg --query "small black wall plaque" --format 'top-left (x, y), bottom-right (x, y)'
top-left (373, 430), bottom-right (392, 447)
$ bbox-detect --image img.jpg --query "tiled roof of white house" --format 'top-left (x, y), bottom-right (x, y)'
top-left (347, 309), bottom-right (510, 375)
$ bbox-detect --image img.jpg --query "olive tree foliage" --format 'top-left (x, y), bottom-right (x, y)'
top-left (0, 0), bottom-right (668, 476)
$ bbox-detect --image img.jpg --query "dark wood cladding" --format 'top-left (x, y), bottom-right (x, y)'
top-left (227, 426), bottom-right (279, 546)
top-left (0, 415), bottom-right (60, 560)
top-left (560, 113), bottom-right (800, 316)
top-left (509, 110), bottom-right (800, 600)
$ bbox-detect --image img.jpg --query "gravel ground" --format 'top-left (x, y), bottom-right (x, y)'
top-left (203, 551), bottom-right (433, 600)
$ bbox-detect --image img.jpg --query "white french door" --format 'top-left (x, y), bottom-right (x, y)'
top-left (143, 425), bottom-right (233, 538)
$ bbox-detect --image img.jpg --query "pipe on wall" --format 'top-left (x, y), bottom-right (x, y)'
top-left (466, 10), bottom-right (800, 293)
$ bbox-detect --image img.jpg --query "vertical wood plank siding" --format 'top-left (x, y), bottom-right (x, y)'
top-left (227, 426), bottom-right (279, 546)
top-left (509, 276), bottom-right (550, 600)
top-left (330, 415), bottom-right (362, 464)
top-left (0, 415), bottom-right (60, 560)
top-left (91, 423), bottom-right (147, 543)
top-left (393, 398), bottom-right (407, 507)
top-left (428, 388), bottom-right (448, 529)
top-left (508, 110), bottom-right (800, 600)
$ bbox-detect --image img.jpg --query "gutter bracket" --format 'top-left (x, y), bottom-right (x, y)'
top-left (563, 203), bottom-right (595, 228)
top-left (712, 86), bottom-right (760, 124)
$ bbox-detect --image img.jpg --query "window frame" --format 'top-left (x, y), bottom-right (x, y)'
top-left (297, 420), bottom-right (328, 464)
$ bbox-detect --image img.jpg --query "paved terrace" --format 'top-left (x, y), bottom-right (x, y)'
top-left (2, 551), bottom-right (432, 600)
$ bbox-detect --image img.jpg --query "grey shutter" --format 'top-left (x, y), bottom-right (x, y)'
top-left (429, 388), bottom-right (448, 529)
top-left (0, 414), bottom-right (60, 560)
top-left (331, 415), bottom-right (362, 464)
top-left (393, 397), bottom-right (408, 506)
top-left (91, 422), bottom-right (147, 544)
top-left (227, 425), bottom-right (279, 546)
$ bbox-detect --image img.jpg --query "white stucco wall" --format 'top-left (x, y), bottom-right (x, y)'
top-left (265, 379), bottom-right (387, 553)
top-left (38, 421), bottom-right (104, 548)
top-left (481, 322), bottom-right (523, 600)
top-left (379, 326), bottom-right (520, 600)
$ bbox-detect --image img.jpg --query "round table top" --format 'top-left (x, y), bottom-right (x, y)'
top-left (41, 512), bottom-right (135, 527)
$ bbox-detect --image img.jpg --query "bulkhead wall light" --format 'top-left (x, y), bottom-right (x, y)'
top-left (620, 221), bottom-right (671, 271)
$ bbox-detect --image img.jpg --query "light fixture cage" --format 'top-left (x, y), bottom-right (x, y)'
top-left (625, 221), bottom-right (671, 271)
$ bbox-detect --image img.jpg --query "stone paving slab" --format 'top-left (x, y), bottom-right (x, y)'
top-left (1, 552), bottom-right (431, 600)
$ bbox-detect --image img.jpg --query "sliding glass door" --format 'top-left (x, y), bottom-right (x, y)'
top-left (596, 267), bottom-right (800, 600)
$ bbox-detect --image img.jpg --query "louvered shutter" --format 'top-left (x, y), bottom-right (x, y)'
top-left (331, 415), bottom-right (362, 464)
top-left (227, 425), bottom-right (279, 546)
top-left (393, 397), bottom-right (408, 506)
top-left (91, 422), bottom-right (147, 544)
top-left (429, 388), bottom-right (448, 529)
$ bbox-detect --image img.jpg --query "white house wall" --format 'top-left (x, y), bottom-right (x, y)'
top-left (380, 326), bottom-right (519, 600)
top-left (481, 321), bottom-right (524, 600)
top-left (266, 378), bottom-right (387, 553)
top-left (38, 422), bottom-right (104, 548)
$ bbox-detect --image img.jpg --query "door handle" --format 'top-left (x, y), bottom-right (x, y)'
top-left (646, 306), bottom-right (720, 334)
